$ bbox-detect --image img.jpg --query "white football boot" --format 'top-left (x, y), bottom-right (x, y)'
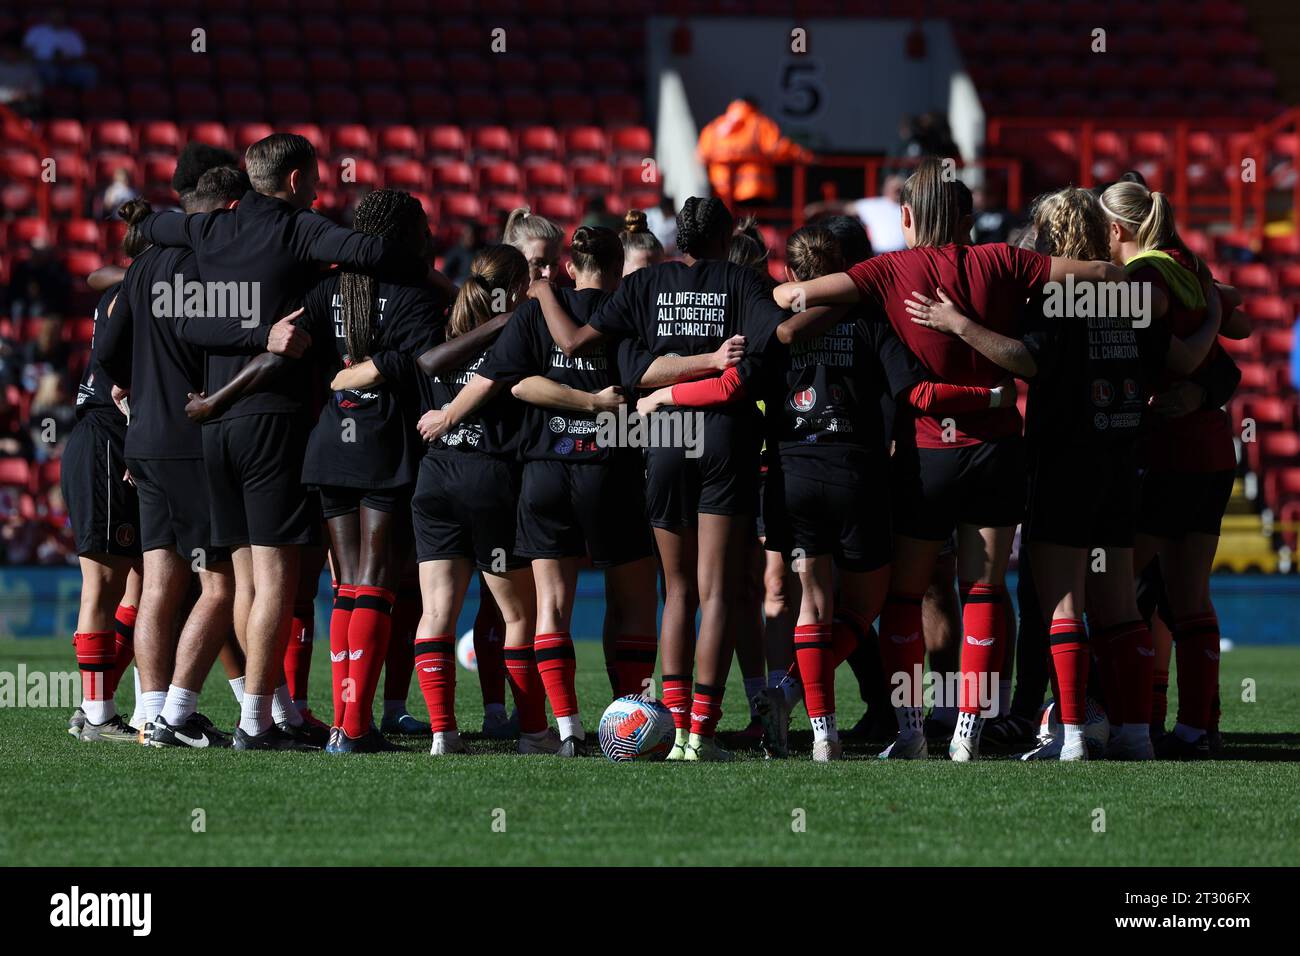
top-left (430, 730), bottom-right (469, 755)
top-left (682, 732), bottom-right (734, 762)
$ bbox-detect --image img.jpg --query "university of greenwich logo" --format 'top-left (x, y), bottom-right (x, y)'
top-left (49, 886), bottom-right (152, 936)
top-left (152, 274), bottom-right (261, 328)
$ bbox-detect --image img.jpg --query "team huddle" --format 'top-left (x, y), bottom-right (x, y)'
top-left (61, 134), bottom-right (1242, 762)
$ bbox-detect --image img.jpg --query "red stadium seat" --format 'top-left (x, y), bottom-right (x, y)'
top-left (504, 92), bottom-right (550, 124)
top-left (571, 162), bottom-right (614, 193)
top-left (0, 152), bottom-right (40, 182)
top-left (0, 458), bottom-right (30, 489)
top-left (64, 251), bottom-right (104, 277)
top-left (44, 119), bottom-right (86, 151)
top-left (329, 124), bottom-right (375, 158)
top-left (455, 90), bottom-right (501, 122)
top-left (440, 193), bottom-right (483, 222)
top-left (378, 125), bottom-right (423, 156)
top-left (1232, 263), bottom-right (1275, 293)
top-left (564, 127), bottom-right (608, 159)
top-left (138, 120), bottom-right (182, 155)
top-left (7, 217), bottom-right (49, 247)
top-left (1264, 234), bottom-right (1300, 261)
top-left (486, 192), bottom-right (529, 217)
top-left (188, 123), bottom-right (232, 151)
top-left (476, 161), bottom-right (522, 192)
top-left (427, 126), bottom-right (468, 158)
top-left (550, 92), bottom-right (595, 125)
top-left (308, 54), bottom-right (353, 86)
top-left (37, 459), bottom-right (61, 492)
top-left (524, 161), bottom-right (568, 192)
top-left (1278, 264), bottom-right (1300, 296)
top-left (362, 88), bottom-right (408, 124)
top-left (61, 220), bottom-right (102, 250)
top-left (470, 126), bottom-right (515, 159)
top-left (432, 161), bottom-right (475, 191)
top-left (347, 17), bottom-right (392, 49)
top-left (302, 17), bottom-right (346, 47)
top-left (1265, 467), bottom-right (1300, 512)
top-left (1256, 430), bottom-right (1300, 473)
top-left (235, 123), bottom-right (276, 152)
top-left (610, 126), bottom-right (653, 159)
top-left (517, 126), bottom-right (562, 161)
top-left (1258, 328), bottom-right (1295, 359)
top-left (535, 194), bottom-right (580, 221)
top-left (1244, 295), bottom-right (1294, 325)
top-left (382, 159), bottom-right (427, 190)
top-left (91, 120), bottom-right (135, 152)
top-left (93, 154), bottom-right (138, 185)
top-left (285, 124), bottom-right (327, 151)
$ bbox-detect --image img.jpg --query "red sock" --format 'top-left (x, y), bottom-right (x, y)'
top-left (1048, 618), bottom-right (1088, 725)
top-left (1098, 620), bottom-right (1154, 725)
top-left (689, 681), bottom-right (722, 737)
top-left (73, 630), bottom-right (116, 705)
top-left (343, 586), bottom-right (394, 739)
top-left (1151, 667), bottom-right (1169, 729)
top-left (794, 623), bottom-right (834, 718)
top-left (283, 601), bottom-right (314, 705)
top-left (534, 631), bottom-right (579, 717)
top-left (504, 643), bottom-right (548, 734)
top-left (109, 603), bottom-right (137, 697)
top-left (661, 673), bottom-right (692, 730)
top-left (1174, 613), bottom-right (1220, 732)
top-left (329, 584), bottom-right (356, 729)
top-left (385, 585), bottom-right (420, 704)
top-left (958, 583), bottom-right (1005, 715)
top-left (413, 633), bottom-right (456, 732)
top-left (878, 593), bottom-right (925, 708)
top-left (611, 634), bottom-right (657, 698)
top-left (474, 602), bottom-right (507, 708)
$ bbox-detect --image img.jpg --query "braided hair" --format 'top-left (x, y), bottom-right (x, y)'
top-left (675, 196), bottom-right (734, 259)
top-left (340, 189), bottom-right (427, 365)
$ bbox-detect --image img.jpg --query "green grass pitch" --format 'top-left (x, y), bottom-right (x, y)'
top-left (1, 637), bottom-right (1296, 866)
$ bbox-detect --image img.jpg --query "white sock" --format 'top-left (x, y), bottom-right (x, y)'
top-left (1063, 723), bottom-right (1086, 748)
top-left (896, 706), bottom-right (924, 738)
top-left (384, 699), bottom-right (408, 719)
top-left (160, 684), bottom-right (199, 727)
top-left (955, 710), bottom-right (983, 740)
top-left (811, 713), bottom-right (838, 743)
top-left (228, 675), bottom-right (245, 704)
top-left (743, 676), bottom-right (764, 715)
top-left (557, 715), bottom-right (584, 740)
top-left (82, 698), bottom-right (114, 724)
top-left (271, 683), bottom-right (301, 726)
top-left (140, 690), bottom-right (167, 725)
top-left (1173, 721), bottom-right (1205, 744)
top-left (130, 667), bottom-right (145, 727)
top-left (239, 693), bottom-right (272, 736)
top-left (998, 679), bottom-right (1012, 718)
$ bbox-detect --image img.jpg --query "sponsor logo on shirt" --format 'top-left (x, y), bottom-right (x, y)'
top-left (1091, 379), bottom-right (1113, 407)
top-left (548, 416), bottom-right (567, 434)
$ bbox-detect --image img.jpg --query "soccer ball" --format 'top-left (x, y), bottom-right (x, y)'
top-left (597, 695), bottom-right (675, 761)
top-left (1038, 697), bottom-right (1110, 757)
top-left (456, 631), bottom-right (477, 671)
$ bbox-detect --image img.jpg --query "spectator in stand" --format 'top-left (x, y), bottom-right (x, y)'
top-left (0, 383), bottom-right (32, 459)
top-left (972, 184), bottom-right (1014, 244)
top-left (22, 12), bottom-right (95, 88)
top-left (441, 222), bottom-right (483, 286)
top-left (805, 175), bottom-right (906, 255)
top-left (697, 97), bottom-right (812, 207)
top-left (0, 31), bottom-right (42, 117)
top-left (102, 170), bottom-right (140, 220)
top-left (9, 239), bottom-right (72, 320)
top-left (28, 371), bottom-right (75, 463)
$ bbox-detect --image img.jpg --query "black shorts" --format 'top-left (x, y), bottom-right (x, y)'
top-left (1137, 468), bottom-right (1235, 538)
top-left (643, 411), bottom-right (761, 529)
top-left (127, 456), bottom-right (230, 563)
top-left (318, 484), bottom-right (412, 520)
top-left (763, 450), bottom-right (891, 572)
top-left (891, 436), bottom-right (1026, 541)
top-left (1024, 442), bottom-right (1140, 549)
top-left (516, 456), bottom-right (652, 567)
top-left (61, 413), bottom-right (140, 558)
top-left (412, 453), bottom-right (526, 572)
top-left (202, 413), bottom-right (317, 548)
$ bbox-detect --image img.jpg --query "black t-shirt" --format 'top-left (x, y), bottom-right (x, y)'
top-left (75, 286), bottom-right (122, 421)
top-left (419, 344), bottom-right (525, 462)
top-left (98, 246), bottom-right (208, 459)
top-left (765, 308), bottom-right (926, 458)
top-left (587, 258), bottom-right (787, 415)
top-left (477, 288), bottom-right (637, 463)
top-left (1021, 292), bottom-right (1171, 450)
top-left (301, 276), bottom-right (446, 489)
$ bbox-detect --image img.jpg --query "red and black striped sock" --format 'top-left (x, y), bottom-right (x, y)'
top-left (611, 634), bottom-right (657, 698)
top-left (109, 603), bottom-right (137, 698)
top-left (74, 630), bottom-right (116, 717)
top-left (1174, 612), bottom-right (1220, 733)
top-left (283, 600), bottom-right (314, 706)
top-left (661, 673), bottom-right (692, 731)
top-left (329, 584), bottom-right (356, 729)
top-left (1048, 618), bottom-right (1088, 726)
top-left (504, 642), bottom-right (548, 734)
top-left (342, 586), bottom-right (394, 739)
top-left (535, 631), bottom-right (578, 718)
top-left (413, 633), bottom-right (456, 733)
top-left (878, 592), bottom-right (925, 710)
top-left (959, 583), bottom-right (1005, 715)
top-left (794, 623), bottom-right (835, 719)
top-left (689, 681), bottom-right (723, 738)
